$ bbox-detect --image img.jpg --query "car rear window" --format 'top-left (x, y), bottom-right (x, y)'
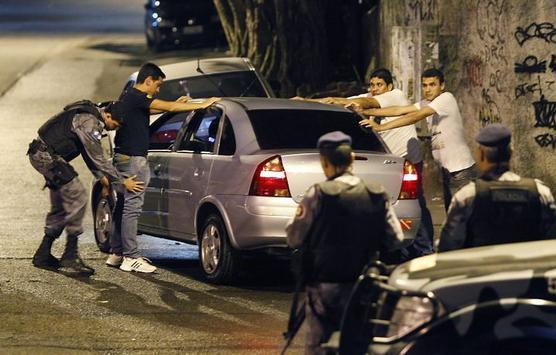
top-left (156, 71), bottom-right (268, 101)
top-left (247, 109), bottom-right (386, 152)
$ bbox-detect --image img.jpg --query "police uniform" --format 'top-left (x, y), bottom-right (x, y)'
top-left (286, 131), bottom-right (404, 355)
top-left (439, 124), bottom-right (556, 252)
top-left (27, 100), bottom-right (126, 273)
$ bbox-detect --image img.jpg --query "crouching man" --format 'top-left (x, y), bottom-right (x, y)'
top-left (27, 100), bottom-right (143, 275)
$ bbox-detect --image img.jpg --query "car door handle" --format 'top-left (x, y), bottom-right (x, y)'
top-left (153, 164), bottom-right (162, 175)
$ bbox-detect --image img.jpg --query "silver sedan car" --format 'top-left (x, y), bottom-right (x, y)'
top-left (94, 98), bottom-right (420, 283)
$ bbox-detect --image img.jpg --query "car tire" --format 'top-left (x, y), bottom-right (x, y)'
top-left (93, 196), bottom-right (113, 254)
top-left (199, 214), bottom-right (239, 284)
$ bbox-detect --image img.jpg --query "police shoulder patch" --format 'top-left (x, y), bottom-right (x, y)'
top-left (295, 204), bottom-right (305, 218)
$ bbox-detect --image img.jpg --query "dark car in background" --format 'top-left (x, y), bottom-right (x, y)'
top-left (144, 0), bottom-right (225, 51)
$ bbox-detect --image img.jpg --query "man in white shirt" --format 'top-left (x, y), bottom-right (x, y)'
top-left (361, 68), bottom-right (477, 211)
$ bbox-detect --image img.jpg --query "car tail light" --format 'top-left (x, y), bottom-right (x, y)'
top-left (398, 160), bottom-right (418, 200)
top-left (250, 155), bottom-right (291, 197)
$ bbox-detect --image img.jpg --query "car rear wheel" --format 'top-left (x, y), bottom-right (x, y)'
top-left (199, 214), bottom-right (239, 284)
top-left (94, 196), bottom-right (113, 253)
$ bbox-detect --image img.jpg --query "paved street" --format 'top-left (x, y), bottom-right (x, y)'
top-left (0, 1), bottom-right (446, 354)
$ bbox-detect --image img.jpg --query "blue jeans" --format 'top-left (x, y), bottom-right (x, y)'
top-left (442, 164), bottom-right (478, 211)
top-left (110, 154), bottom-right (150, 258)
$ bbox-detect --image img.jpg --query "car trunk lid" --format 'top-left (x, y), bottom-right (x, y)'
top-left (280, 152), bottom-right (403, 203)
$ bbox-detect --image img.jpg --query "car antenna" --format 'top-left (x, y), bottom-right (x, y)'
top-left (195, 57), bottom-right (228, 97)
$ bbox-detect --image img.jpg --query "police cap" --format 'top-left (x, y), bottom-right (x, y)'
top-left (105, 100), bottom-right (125, 125)
top-left (475, 123), bottom-right (511, 147)
top-left (317, 131), bottom-right (352, 149)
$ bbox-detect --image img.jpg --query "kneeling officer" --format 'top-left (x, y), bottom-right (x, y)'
top-left (286, 131), bottom-right (404, 354)
top-left (27, 100), bottom-right (143, 274)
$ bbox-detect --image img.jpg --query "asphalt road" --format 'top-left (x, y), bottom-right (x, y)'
top-left (0, 1), bottom-right (301, 354)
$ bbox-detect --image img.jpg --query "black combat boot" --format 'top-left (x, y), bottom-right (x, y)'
top-left (32, 235), bottom-right (59, 269)
top-left (60, 234), bottom-right (95, 275)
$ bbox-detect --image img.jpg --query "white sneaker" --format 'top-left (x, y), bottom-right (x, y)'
top-left (119, 257), bottom-right (157, 273)
top-left (105, 254), bottom-right (123, 267)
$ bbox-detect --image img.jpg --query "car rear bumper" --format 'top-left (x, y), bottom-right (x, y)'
top-left (221, 196), bottom-right (420, 251)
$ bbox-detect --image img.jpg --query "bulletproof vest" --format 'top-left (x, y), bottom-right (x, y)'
top-left (38, 100), bottom-right (102, 162)
top-left (466, 178), bottom-right (541, 248)
top-left (304, 178), bottom-right (388, 283)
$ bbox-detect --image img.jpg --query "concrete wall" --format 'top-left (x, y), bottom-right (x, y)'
top-left (378, 0), bottom-right (556, 189)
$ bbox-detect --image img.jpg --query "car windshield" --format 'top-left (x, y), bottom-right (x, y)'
top-left (247, 109), bottom-right (386, 152)
top-left (156, 71), bottom-right (267, 101)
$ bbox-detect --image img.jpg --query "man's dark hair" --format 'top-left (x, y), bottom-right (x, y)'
top-left (369, 68), bottom-right (393, 86)
top-left (422, 68), bottom-right (445, 84)
top-left (104, 101), bottom-right (125, 124)
top-left (136, 62), bottom-right (166, 84)
top-left (320, 144), bottom-right (353, 167)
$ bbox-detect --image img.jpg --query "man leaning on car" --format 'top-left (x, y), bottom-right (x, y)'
top-left (106, 62), bottom-right (220, 273)
top-left (439, 124), bottom-right (556, 252)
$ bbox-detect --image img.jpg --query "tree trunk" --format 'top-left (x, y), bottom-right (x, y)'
top-left (213, 0), bottom-right (365, 97)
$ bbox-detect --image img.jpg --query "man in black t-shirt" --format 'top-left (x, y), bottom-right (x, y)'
top-left (107, 62), bottom-right (219, 273)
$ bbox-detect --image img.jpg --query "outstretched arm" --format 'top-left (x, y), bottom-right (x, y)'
top-left (292, 96), bottom-right (382, 109)
top-left (291, 96), bottom-right (350, 105)
top-left (362, 104), bottom-right (418, 117)
top-left (150, 97), bottom-right (220, 113)
top-left (361, 106), bottom-right (435, 131)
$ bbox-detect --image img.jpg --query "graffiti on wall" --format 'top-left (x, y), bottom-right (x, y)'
top-left (463, 56), bottom-right (483, 87)
top-left (514, 21), bottom-right (556, 149)
top-left (535, 134), bottom-right (556, 149)
top-left (406, 0), bottom-right (437, 22)
top-left (476, 0), bottom-right (506, 42)
top-left (475, 0), bottom-right (507, 126)
top-left (479, 88), bottom-right (501, 126)
top-left (514, 75), bottom-right (555, 99)
top-left (489, 69), bottom-right (504, 93)
top-left (515, 22), bottom-right (556, 47)
top-left (514, 55), bottom-right (547, 73)
top-left (550, 54), bottom-right (556, 72)
top-left (533, 95), bottom-right (556, 130)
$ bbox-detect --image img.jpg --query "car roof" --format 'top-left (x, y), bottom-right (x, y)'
top-left (222, 97), bottom-right (350, 112)
top-left (128, 57), bottom-right (256, 82)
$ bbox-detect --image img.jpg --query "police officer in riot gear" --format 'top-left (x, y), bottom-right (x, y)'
top-left (27, 100), bottom-right (143, 274)
top-left (285, 131), bottom-right (404, 355)
top-left (439, 123), bottom-right (556, 252)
